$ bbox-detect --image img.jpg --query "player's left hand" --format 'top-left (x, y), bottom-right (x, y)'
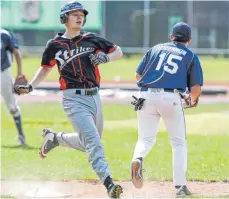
top-left (14, 74), bottom-right (28, 86)
top-left (191, 98), bottom-right (199, 108)
top-left (89, 53), bottom-right (110, 66)
top-left (14, 84), bottom-right (33, 95)
top-left (131, 95), bottom-right (146, 111)
top-left (180, 94), bottom-right (199, 109)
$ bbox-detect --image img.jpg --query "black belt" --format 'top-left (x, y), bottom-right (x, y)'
top-left (141, 88), bottom-right (184, 93)
top-left (75, 88), bottom-right (98, 96)
top-left (1, 67), bottom-right (9, 72)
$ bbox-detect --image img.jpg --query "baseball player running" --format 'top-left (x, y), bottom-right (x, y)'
top-left (14, 1), bottom-right (123, 198)
top-left (130, 22), bottom-right (203, 197)
top-left (1, 29), bottom-right (26, 145)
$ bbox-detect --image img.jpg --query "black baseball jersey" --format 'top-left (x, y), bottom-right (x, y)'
top-left (41, 31), bottom-right (116, 89)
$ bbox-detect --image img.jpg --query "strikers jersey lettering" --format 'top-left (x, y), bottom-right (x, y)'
top-left (41, 31), bottom-right (116, 90)
top-left (136, 42), bottom-right (203, 91)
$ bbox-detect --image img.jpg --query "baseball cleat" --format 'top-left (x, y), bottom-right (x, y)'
top-left (131, 159), bottom-right (143, 189)
top-left (39, 128), bottom-right (59, 159)
top-left (107, 184), bottom-right (123, 198)
top-left (176, 185), bottom-right (192, 197)
top-left (18, 135), bottom-right (26, 146)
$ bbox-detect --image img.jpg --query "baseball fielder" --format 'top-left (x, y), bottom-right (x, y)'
top-left (1, 29), bottom-right (27, 145)
top-left (130, 22), bottom-right (203, 197)
top-left (14, 1), bottom-right (123, 198)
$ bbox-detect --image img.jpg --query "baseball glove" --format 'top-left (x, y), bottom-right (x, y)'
top-left (14, 84), bottom-right (33, 95)
top-left (14, 75), bottom-right (28, 86)
top-left (180, 93), bottom-right (199, 109)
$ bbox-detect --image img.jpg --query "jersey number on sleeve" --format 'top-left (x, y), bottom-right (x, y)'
top-left (155, 53), bottom-right (183, 74)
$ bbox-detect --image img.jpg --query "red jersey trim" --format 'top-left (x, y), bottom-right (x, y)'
top-left (75, 37), bottom-right (87, 87)
top-left (41, 65), bottom-right (53, 68)
top-left (108, 46), bottom-right (116, 53)
top-left (59, 77), bottom-right (67, 90)
top-left (94, 66), bottom-right (101, 84)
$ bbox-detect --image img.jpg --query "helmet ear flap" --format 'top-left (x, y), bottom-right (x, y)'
top-left (60, 13), bottom-right (68, 24)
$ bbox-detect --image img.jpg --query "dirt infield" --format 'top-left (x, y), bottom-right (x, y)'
top-left (1, 180), bottom-right (229, 198)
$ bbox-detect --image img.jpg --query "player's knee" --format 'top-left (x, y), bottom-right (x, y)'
top-left (10, 108), bottom-right (20, 118)
top-left (84, 129), bottom-right (100, 142)
top-left (139, 136), bottom-right (156, 146)
top-left (170, 137), bottom-right (186, 148)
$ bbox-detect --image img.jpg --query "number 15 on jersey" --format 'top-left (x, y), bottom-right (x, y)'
top-left (155, 53), bottom-right (183, 74)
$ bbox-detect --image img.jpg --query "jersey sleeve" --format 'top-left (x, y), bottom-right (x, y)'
top-left (187, 54), bottom-right (204, 88)
top-left (136, 49), bottom-right (151, 75)
top-left (95, 35), bottom-right (116, 54)
top-left (41, 40), bottom-right (56, 68)
top-left (5, 32), bottom-right (18, 52)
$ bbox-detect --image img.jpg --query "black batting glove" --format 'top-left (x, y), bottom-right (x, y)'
top-left (14, 84), bottom-right (33, 95)
top-left (131, 95), bottom-right (146, 111)
top-left (89, 53), bottom-right (110, 66)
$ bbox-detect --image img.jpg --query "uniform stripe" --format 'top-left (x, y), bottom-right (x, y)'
top-left (59, 77), bottom-right (67, 90)
top-left (75, 37), bottom-right (88, 88)
top-left (94, 66), bottom-right (101, 84)
top-left (93, 50), bottom-right (103, 84)
top-left (77, 56), bottom-right (85, 88)
top-left (53, 41), bottom-right (77, 78)
top-left (179, 97), bottom-right (187, 138)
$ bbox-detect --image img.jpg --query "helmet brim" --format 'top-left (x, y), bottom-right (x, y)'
top-left (61, 8), bottom-right (88, 16)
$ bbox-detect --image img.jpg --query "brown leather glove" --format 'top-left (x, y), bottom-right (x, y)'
top-left (14, 84), bottom-right (33, 95)
top-left (14, 75), bottom-right (28, 86)
top-left (180, 93), bottom-right (199, 109)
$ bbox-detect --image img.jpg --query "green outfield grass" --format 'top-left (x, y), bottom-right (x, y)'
top-left (1, 103), bottom-right (229, 181)
top-left (11, 56), bottom-right (229, 83)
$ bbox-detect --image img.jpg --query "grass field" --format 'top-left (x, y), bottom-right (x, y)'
top-left (11, 56), bottom-right (229, 83)
top-left (1, 103), bottom-right (229, 182)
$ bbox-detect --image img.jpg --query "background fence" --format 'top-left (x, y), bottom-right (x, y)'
top-left (1, 0), bottom-right (229, 55)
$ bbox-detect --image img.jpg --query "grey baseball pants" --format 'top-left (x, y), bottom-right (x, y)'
top-left (56, 88), bottom-right (110, 183)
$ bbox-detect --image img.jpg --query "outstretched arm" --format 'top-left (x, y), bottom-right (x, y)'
top-left (14, 66), bottom-right (52, 95)
top-left (30, 67), bottom-right (52, 89)
top-left (107, 46), bottom-right (123, 61)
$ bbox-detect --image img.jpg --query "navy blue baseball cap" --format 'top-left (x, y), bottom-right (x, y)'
top-left (172, 22), bottom-right (191, 42)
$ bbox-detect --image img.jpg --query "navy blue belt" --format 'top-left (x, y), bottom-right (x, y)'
top-left (141, 88), bottom-right (184, 93)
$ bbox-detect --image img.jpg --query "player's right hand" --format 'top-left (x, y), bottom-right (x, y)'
top-left (89, 53), bottom-right (110, 66)
top-left (14, 84), bottom-right (33, 95)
